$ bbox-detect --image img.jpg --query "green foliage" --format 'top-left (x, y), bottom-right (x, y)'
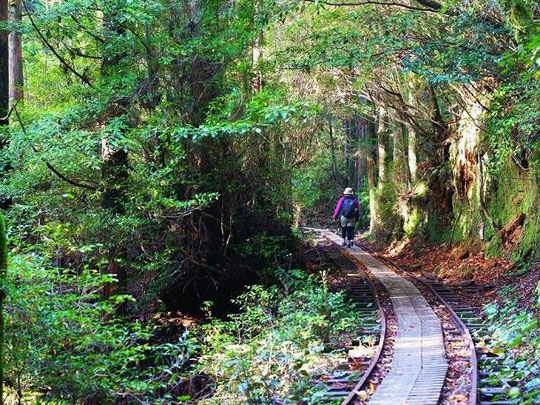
top-left (292, 152), bottom-right (339, 224)
top-left (372, 164), bottom-right (401, 241)
top-left (4, 253), bottom-right (197, 403)
top-left (481, 290), bottom-right (540, 404)
top-left (0, 213), bottom-right (6, 404)
top-left (197, 271), bottom-right (371, 404)
top-left (5, 0), bottom-right (540, 401)
top-left (0, 214), bottom-right (6, 272)
top-left (2, 0), bottom-right (317, 320)
top-left (235, 232), bottom-right (294, 262)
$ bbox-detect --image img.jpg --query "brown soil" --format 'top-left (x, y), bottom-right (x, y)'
top-left (511, 260), bottom-right (540, 311)
top-left (361, 238), bottom-right (540, 312)
top-left (359, 239), bottom-right (513, 305)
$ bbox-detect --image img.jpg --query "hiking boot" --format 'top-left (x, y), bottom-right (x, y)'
top-left (346, 240), bottom-right (351, 248)
top-left (341, 241), bottom-right (346, 246)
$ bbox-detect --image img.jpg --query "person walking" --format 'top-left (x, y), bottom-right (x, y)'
top-left (332, 187), bottom-right (359, 248)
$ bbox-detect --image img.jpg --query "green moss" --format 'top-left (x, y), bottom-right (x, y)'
top-left (425, 214), bottom-right (453, 243)
top-left (374, 163), bottom-right (402, 241)
top-left (414, 181), bottom-right (428, 198)
top-left (512, 201), bottom-right (540, 261)
top-left (488, 162), bottom-right (536, 227)
top-left (0, 214), bottom-right (6, 272)
top-left (366, 144), bottom-right (540, 261)
top-left (486, 159), bottom-right (539, 260)
top-left (485, 234), bottom-right (503, 258)
top-left (371, 186), bottom-right (397, 241)
top-left (404, 206), bottom-right (422, 237)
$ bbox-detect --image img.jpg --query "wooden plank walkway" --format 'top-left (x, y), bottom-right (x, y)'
top-left (319, 230), bottom-right (448, 405)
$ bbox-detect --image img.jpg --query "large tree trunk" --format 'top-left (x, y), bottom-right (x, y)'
top-left (407, 120), bottom-right (418, 184)
top-left (100, 16), bottom-right (129, 306)
top-left (251, 0), bottom-right (263, 93)
top-left (328, 119), bottom-right (342, 189)
top-left (252, 33), bottom-right (263, 93)
top-left (366, 120), bottom-right (379, 234)
top-left (100, 140), bottom-right (128, 303)
top-left (392, 114), bottom-right (409, 189)
top-left (377, 106), bottom-right (388, 185)
top-left (344, 118), bottom-right (351, 186)
top-left (9, 0), bottom-right (23, 103)
top-left (355, 116), bottom-right (367, 191)
top-left (0, 0), bottom-right (8, 127)
top-left (406, 79), bottom-right (418, 184)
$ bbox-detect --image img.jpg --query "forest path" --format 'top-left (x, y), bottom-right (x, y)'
top-left (312, 228), bottom-right (448, 404)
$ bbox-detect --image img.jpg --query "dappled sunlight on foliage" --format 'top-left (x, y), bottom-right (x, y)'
top-left (196, 272), bottom-right (367, 404)
top-left (0, 0), bottom-right (539, 402)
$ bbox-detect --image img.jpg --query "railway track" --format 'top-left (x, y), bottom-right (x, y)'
top-left (313, 229), bottom-right (452, 404)
top-left (420, 282), bottom-right (515, 405)
top-left (316, 242), bottom-right (388, 404)
top-left (309, 228), bottom-right (486, 404)
top-left (310, 227), bottom-right (529, 404)
top-left (355, 239), bottom-right (521, 405)
top-left (352, 239), bottom-right (479, 404)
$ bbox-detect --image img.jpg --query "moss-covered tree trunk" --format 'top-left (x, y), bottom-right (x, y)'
top-left (355, 117), bottom-right (367, 192)
top-left (392, 113), bottom-right (410, 189)
top-left (372, 105), bottom-right (391, 236)
top-left (343, 118), bottom-right (351, 186)
top-left (406, 79), bottom-right (418, 184)
top-left (328, 119), bottom-right (342, 188)
top-left (377, 106), bottom-right (388, 185)
top-left (365, 109), bottom-right (384, 234)
top-left (366, 142), bottom-right (379, 234)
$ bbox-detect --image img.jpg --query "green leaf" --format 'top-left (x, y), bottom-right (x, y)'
top-left (507, 335), bottom-right (523, 349)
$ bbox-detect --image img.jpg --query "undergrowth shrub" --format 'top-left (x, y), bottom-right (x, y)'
top-left (481, 285), bottom-right (540, 404)
top-left (196, 270), bottom-right (365, 404)
top-left (4, 253), bottom-right (197, 404)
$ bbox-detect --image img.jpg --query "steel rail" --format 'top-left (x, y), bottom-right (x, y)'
top-left (356, 240), bottom-right (479, 405)
top-left (319, 233), bottom-right (388, 405)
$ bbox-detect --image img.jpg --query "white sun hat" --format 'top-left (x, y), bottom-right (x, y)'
top-left (343, 187), bottom-right (354, 195)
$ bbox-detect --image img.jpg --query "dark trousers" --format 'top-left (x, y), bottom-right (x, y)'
top-left (342, 226), bottom-right (355, 241)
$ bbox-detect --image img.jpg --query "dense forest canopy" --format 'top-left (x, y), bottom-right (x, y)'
top-left (0, 0), bottom-right (539, 403)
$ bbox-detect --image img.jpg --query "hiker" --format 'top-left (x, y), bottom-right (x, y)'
top-left (333, 187), bottom-right (359, 248)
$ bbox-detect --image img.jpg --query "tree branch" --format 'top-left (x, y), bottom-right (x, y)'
top-left (61, 41), bottom-right (102, 60)
top-left (303, 0), bottom-right (438, 13)
top-left (70, 15), bottom-right (105, 44)
top-left (14, 107), bottom-right (98, 191)
top-left (23, 2), bottom-right (93, 86)
top-left (0, 100), bottom-right (19, 122)
top-left (413, 0), bottom-right (441, 10)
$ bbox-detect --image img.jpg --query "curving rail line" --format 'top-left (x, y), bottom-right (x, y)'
top-left (339, 250), bottom-right (387, 405)
top-left (355, 239), bottom-right (479, 404)
top-left (310, 228), bottom-right (480, 404)
top-left (309, 230), bottom-right (387, 404)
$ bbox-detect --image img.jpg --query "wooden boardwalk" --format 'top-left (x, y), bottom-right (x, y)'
top-left (320, 230), bottom-right (448, 405)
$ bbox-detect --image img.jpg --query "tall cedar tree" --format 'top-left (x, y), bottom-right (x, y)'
top-left (9, 0), bottom-right (23, 102)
